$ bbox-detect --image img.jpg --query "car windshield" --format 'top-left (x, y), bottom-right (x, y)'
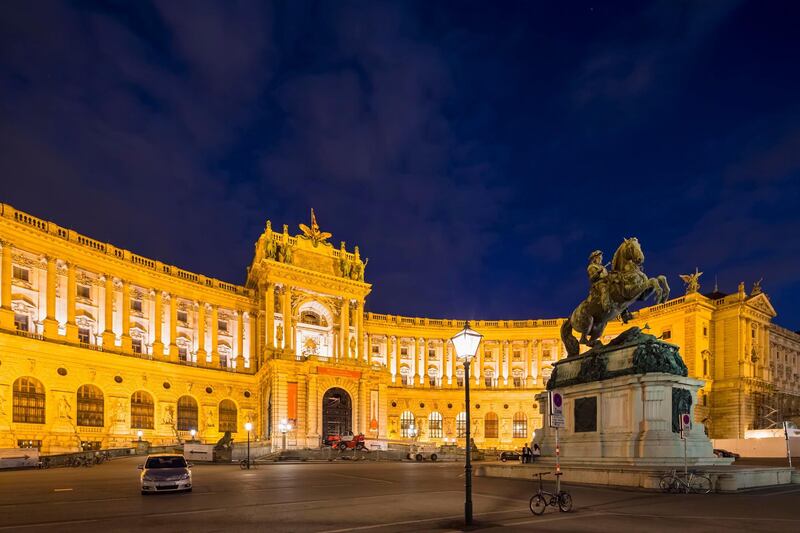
top-left (145, 456), bottom-right (187, 469)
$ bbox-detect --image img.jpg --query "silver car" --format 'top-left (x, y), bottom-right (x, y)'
top-left (139, 454), bottom-right (193, 494)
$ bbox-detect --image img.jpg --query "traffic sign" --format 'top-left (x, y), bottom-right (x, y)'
top-left (680, 412), bottom-right (691, 438)
top-left (549, 390), bottom-right (565, 428)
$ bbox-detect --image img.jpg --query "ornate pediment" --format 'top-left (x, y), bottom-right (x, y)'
top-left (747, 293), bottom-right (777, 318)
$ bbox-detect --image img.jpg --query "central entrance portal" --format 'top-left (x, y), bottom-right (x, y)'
top-left (322, 388), bottom-right (352, 440)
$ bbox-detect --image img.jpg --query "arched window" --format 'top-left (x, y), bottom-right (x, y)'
top-left (299, 310), bottom-right (321, 326)
top-left (428, 411), bottom-right (443, 438)
top-left (13, 377), bottom-right (45, 424)
top-left (131, 391), bottom-right (154, 429)
top-left (77, 385), bottom-right (104, 427)
top-left (219, 400), bottom-right (237, 433)
top-left (485, 412), bottom-right (499, 439)
top-left (400, 410), bottom-right (415, 438)
top-left (513, 412), bottom-right (527, 439)
top-left (456, 411), bottom-right (467, 438)
top-left (177, 396), bottom-right (198, 431)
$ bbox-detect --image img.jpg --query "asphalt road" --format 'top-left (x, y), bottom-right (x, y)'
top-left (1, 457), bottom-right (799, 532)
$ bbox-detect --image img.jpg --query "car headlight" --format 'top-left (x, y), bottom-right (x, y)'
top-left (180, 473), bottom-right (190, 480)
top-left (142, 475), bottom-right (155, 482)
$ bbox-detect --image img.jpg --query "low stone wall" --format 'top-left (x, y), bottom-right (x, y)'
top-left (476, 460), bottom-right (798, 492)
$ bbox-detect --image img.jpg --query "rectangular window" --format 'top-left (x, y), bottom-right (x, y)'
top-left (77, 284), bottom-right (91, 299)
top-left (400, 347), bottom-right (408, 356)
top-left (428, 376), bottom-right (439, 387)
top-left (456, 417), bottom-right (467, 438)
top-left (484, 377), bottom-right (496, 388)
top-left (177, 310), bottom-right (188, 323)
top-left (372, 345), bottom-right (380, 354)
top-left (12, 265), bottom-right (29, 282)
top-left (78, 327), bottom-right (91, 344)
top-left (401, 374), bottom-right (410, 386)
top-left (543, 349), bottom-right (552, 360)
top-left (513, 416), bottom-right (527, 439)
top-left (662, 330), bottom-right (672, 340)
top-left (178, 346), bottom-right (188, 362)
top-left (456, 375), bottom-right (464, 387)
top-left (429, 416), bottom-right (443, 438)
top-left (218, 320), bottom-right (227, 332)
top-left (132, 338), bottom-right (142, 354)
top-left (512, 350), bottom-right (521, 359)
top-left (428, 348), bottom-right (436, 358)
top-left (14, 313), bottom-right (28, 332)
top-left (513, 376), bottom-right (524, 388)
top-left (703, 325), bottom-right (708, 337)
top-left (485, 416), bottom-right (499, 439)
top-left (131, 299), bottom-right (142, 313)
top-left (18, 440), bottom-right (42, 449)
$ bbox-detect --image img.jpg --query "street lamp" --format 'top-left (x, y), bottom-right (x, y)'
top-left (278, 419), bottom-right (293, 451)
top-left (190, 429), bottom-right (196, 443)
top-left (451, 320), bottom-right (483, 526)
top-left (244, 422), bottom-right (253, 469)
top-left (137, 430), bottom-right (143, 442)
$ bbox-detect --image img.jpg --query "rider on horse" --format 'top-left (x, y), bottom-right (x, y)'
top-left (587, 250), bottom-right (633, 324)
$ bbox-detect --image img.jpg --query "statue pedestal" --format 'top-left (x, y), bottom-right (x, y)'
top-left (535, 372), bottom-right (730, 466)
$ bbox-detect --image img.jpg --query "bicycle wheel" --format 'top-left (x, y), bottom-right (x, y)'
top-left (558, 492), bottom-right (573, 512)
top-left (659, 476), bottom-right (676, 493)
top-left (689, 475), bottom-right (712, 494)
top-left (240, 459), bottom-right (248, 469)
top-left (529, 494), bottom-right (547, 515)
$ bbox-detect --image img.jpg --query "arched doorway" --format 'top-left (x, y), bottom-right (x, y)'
top-left (322, 388), bottom-right (352, 440)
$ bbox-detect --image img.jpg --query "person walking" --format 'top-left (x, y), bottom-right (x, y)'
top-left (532, 443), bottom-right (541, 463)
top-left (521, 445), bottom-right (529, 464)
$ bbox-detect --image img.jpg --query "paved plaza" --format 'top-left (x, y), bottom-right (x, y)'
top-left (1, 458), bottom-right (799, 532)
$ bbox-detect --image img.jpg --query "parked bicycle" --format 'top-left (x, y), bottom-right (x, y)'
top-left (659, 470), bottom-right (712, 494)
top-left (240, 459), bottom-right (257, 469)
top-left (36, 457), bottom-right (50, 469)
top-left (529, 471), bottom-right (573, 515)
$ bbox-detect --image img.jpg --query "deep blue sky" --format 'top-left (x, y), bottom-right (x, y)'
top-left (2, 1), bottom-right (799, 328)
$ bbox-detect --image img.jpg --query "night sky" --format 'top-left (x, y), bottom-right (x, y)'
top-left (2, 1), bottom-right (799, 328)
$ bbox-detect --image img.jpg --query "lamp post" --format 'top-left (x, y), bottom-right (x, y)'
top-left (244, 422), bottom-right (253, 469)
top-left (279, 419), bottom-right (293, 450)
top-left (451, 321), bottom-right (483, 526)
top-left (190, 429), bottom-right (196, 443)
top-left (137, 430), bottom-right (143, 442)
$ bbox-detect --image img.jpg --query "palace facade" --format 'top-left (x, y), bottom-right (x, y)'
top-left (0, 203), bottom-right (798, 453)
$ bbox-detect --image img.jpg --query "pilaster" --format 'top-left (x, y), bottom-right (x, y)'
top-left (197, 301), bottom-right (207, 363)
top-left (168, 293), bottom-right (178, 361)
top-left (236, 310), bottom-right (245, 370)
top-left (266, 282), bottom-right (275, 349)
top-left (64, 261), bottom-right (78, 342)
top-left (210, 304), bottom-right (219, 367)
top-left (152, 289), bottom-right (164, 356)
top-left (0, 240), bottom-right (13, 329)
top-left (102, 274), bottom-right (115, 347)
top-left (43, 255), bottom-right (59, 338)
top-left (120, 279), bottom-right (132, 351)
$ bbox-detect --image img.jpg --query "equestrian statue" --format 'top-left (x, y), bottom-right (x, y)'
top-left (560, 237), bottom-right (670, 358)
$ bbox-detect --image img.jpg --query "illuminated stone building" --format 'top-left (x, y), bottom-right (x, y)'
top-left (0, 203), bottom-right (798, 453)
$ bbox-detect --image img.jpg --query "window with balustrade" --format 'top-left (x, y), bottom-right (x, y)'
top-left (484, 412), bottom-right (499, 438)
top-left (456, 412), bottom-right (467, 438)
top-left (77, 384), bottom-right (104, 427)
top-left (177, 396), bottom-right (198, 431)
top-left (513, 412), bottom-right (527, 439)
top-left (13, 377), bottom-right (45, 424)
top-left (428, 412), bottom-right (443, 438)
top-left (131, 391), bottom-right (154, 429)
top-left (218, 400), bottom-right (237, 432)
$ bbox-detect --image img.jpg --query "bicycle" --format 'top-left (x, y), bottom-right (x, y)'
top-left (240, 459), bottom-right (257, 469)
top-left (659, 469), bottom-right (712, 494)
top-left (529, 471), bottom-right (573, 515)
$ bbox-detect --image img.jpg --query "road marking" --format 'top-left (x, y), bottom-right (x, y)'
top-left (499, 511), bottom-right (603, 527)
top-left (330, 473), bottom-right (394, 484)
top-left (0, 519), bottom-right (98, 530)
top-left (318, 509), bottom-right (524, 533)
top-left (601, 510), bottom-right (800, 523)
top-left (53, 488), bottom-right (73, 492)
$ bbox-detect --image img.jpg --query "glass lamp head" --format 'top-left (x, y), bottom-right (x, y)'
top-left (451, 321), bottom-right (483, 360)
top-left (190, 429), bottom-right (196, 437)
top-left (244, 422), bottom-right (253, 432)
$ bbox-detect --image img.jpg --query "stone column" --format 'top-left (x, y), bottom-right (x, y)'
top-left (536, 340), bottom-right (544, 386)
top-left (283, 286), bottom-right (293, 353)
top-left (120, 280), bottom-right (132, 351)
top-left (43, 256), bottom-right (59, 338)
top-left (474, 340), bottom-right (482, 385)
top-left (197, 302), bottom-right (207, 363)
top-left (502, 340), bottom-right (510, 386)
top-left (446, 340), bottom-right (454, 385)
top-left (390, 336), bottom-right (398, 382)
top-left (265, 283), bottom-right (275, 349)
top-left (409, 338), bottom-right (417, 385)
top-left (307, 373), bottom-right (319, 441)
top-left (102, 274), bottom-right (115, 347)
top-left (366, 334), bottom-right (372, 365)
top-left (65, 262), bottom-right (78, 342)
top-left (340, 298), bottom-right (350, 358)
top-left (168, 294), bottom-right (178, 360)
top-left (355, 299), bottom-right (364, 360)
top-left (526, 340), bottom-right (533, 386)
top-left (422, 338), bottom-right (430, 386)
top-left (0, 241), bottom-right (13, 329)
top-left (236, 310), bottom-right (245, 370)
top-left (358, 378), bottom-right (368, 434)
top-left (210, 305), bottom-right (219, 367)
top-left (152, 290), bottom-right (164, 356)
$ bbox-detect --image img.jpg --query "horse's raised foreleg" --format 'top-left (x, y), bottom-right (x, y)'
top-left (658, 275), bottom-right (670, 303)
top-left (579, 315), bottom-right (594, 346)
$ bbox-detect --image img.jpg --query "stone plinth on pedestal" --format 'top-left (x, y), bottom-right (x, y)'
top-left (535, 372), bottom-right (730, 466)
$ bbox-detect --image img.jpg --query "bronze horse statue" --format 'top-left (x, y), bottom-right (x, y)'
top-left (561, 238), bottom-right (670, 357)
